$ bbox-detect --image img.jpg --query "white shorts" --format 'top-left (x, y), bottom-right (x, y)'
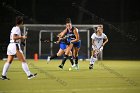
top-left (7, 43), bottom-right (23, 55)
top-left (92, 45), bottom-right (103, 52)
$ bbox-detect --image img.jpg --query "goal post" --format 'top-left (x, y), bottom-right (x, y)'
top-left (23, 24), bottom-right (103, 60)
top-left (39, 29), bottom-right (90, 58)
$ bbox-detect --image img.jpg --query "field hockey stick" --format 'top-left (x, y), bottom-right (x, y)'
top-left (40, 39), bottom-right (58, 44)
top-left (25, 31), bottom-right (28, 36)
top-left (21, 31), bottom-right (28, 46)
top-left (96, 45), bottom-right (103, 55)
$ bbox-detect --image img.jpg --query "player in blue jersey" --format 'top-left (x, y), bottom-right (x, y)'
top-left (47, 32), bottom-right (74, 66)
top-left (58, 18), bottom-right (81, 69)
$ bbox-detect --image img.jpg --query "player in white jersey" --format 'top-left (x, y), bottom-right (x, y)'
top-left (89, 25), bottom-right (108, 69)
top-left (1, 16), bottom-right (37, 80)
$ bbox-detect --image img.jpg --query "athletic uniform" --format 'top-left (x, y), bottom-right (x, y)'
top-left (89, 32), bottom-right (107, 69)
top-left (66, 27), bottom-right (81, 48)
top-left (47, 37), bottom-right (67, 62)
top-left (59, 39), bottom-right (67, 50)
top-left (62, 27), bottom-right (80, 70)
top-left (1, 25), bottom-right (37, 80)
top-left (7, 26), bottom-right (22, 55)
top-left (91, 33), bottom-right (107, 51)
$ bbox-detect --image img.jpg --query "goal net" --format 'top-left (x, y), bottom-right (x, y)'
top-left (23, 24), bottom-right (102, 60)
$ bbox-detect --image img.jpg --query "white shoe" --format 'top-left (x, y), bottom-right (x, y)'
top-left (71, 64), bottom-right (79, 70)
top-left (47, 56), bottom-right (51, 63)
top-left (75, 64), bottom-right (79, 70)
top-left (72, 64), bottom-right (76, 68)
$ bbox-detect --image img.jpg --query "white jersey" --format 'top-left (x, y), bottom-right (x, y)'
top-left (10, 26), bottom-right (21, 43)
top-left (7, 26), bottom-right (23, 55)
top-left (91, 33), bottom-right (107, 49)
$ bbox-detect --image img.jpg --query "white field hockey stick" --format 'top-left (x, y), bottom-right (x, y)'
top-left (93, 45), bottom-right (103, 58)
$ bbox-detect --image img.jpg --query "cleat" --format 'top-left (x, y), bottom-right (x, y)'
top-left (72, 64), bottom-right (76, 68)
top-left (75, 64), bottom-right (79, 70)
top-left (89, 66), bottom-right (93, 69)
top-left (47, 56), bottom-right (51, 63)
top-left (68, 64), bottom-right (76, 70)
top-left (89, 64), bottom-right (93, 69)
top-left (58, 65), bottom-right (63, 69)
top-left (28, 73), bottom-right (37, 80)
top-left (1, 75), bottom-right (10, 80)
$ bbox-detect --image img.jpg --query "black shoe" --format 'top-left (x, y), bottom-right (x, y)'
top-left (89, 64), bottom-right (93, 69)
top-left (28, 73), bottom-right (37, 79)
top-left (58, 65), bottom-right (63, 69)
top-left (1, 75), bottom-right (10, 80)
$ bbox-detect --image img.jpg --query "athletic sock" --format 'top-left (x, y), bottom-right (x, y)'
top-left (61, 55), bottom-right (68, 66)
top-left (22, 62), bottom-right (31, 76)
top-left (50, 54), bottom-right (58, 60)
top-left (90, 56), bottom-right (97, 65)
top-left (75, 56), bottom-right (78, 65)
top-left (68, 56), bottom-right (74, 65)
top-left (2, 62), bottom-right (11, 76)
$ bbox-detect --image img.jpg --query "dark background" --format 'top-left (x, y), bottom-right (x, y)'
top-left (0, 0), bottom-right (140, 59)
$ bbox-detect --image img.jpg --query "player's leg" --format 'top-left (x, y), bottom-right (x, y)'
top-left (89, 49), bottom-right (98, 69)
top-left (58, 49), bottom-right (75, 69)
top-left (59, 50), bottom-right (74, 69)
top-left (59, 44), bottom-right (73, 69)
top-left (1, 55), bottom-right (14, 80)
top-left (47, 48), bottom-right (64, 62)
top-left (68, 51), bottom-right (74, 66)
top-left (16, 46), bottom-right (37, 79)
top-left (1, 43), bottom-right (16, 80)
top-left (72, 41), bottom-right (81, 70)
top-left (73, 47), bottom-right (80, 70)
top-left (47, 43), bottom-right (65, 62)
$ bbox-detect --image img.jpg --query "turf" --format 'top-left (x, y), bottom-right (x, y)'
top-left (0, 59), bottom-right (140, 93)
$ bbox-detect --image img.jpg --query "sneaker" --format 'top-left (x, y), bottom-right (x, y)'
top-left (28, 73), bottom-right (37, 79)
top-left (58, 65), bottom-right (63, 69)
top-left (47, 56), bottom-right (51, 63)
top-left (89, 64), bottom-right (93, 69)
top-left (75, 64), bottom-right (79, 70)
top-left (72, 64), bottom-right (76, 68)
top-left (1, 75), bottom-right (10, 80)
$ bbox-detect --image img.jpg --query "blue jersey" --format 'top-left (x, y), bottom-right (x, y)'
top-left (66, 27), bottom-right (76, 42)
top-left (66, 27), bottom-right (81, 48)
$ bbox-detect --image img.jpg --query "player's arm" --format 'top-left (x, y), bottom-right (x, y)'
top-left (57, 31), bottom-right (63, 37)
top-left (92, 39), bottom-right (96, 48)
top-left (102, 37), bottom-right (108, 46)
top-left (13, 34), bottom-right (27, 40)
top-left (91, 39), bottom-right (97, 56)
top-left (57, 30), bottom-right (67, 43)
top-left (56, 32), bottom-right (62, 43)
top-left (70, 28), bottom-right (79, 43)
top-left (58, 28), bottom-right (67, 38)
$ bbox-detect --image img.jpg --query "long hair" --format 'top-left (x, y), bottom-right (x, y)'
top-left (16, 16), bottom-right (23, 25)
top-left (66, 18), bottom-right (71, 23)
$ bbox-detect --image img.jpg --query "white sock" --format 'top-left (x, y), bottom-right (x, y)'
top-left (2, 62), bottom-right (11, 76)
top-left (22, 62), bottom-right (31, 76)
top-left (90, 56), bottom-right (97, 65)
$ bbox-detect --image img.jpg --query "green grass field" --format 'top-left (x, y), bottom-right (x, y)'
top-left (0, 59), bottom-right (140, 93)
